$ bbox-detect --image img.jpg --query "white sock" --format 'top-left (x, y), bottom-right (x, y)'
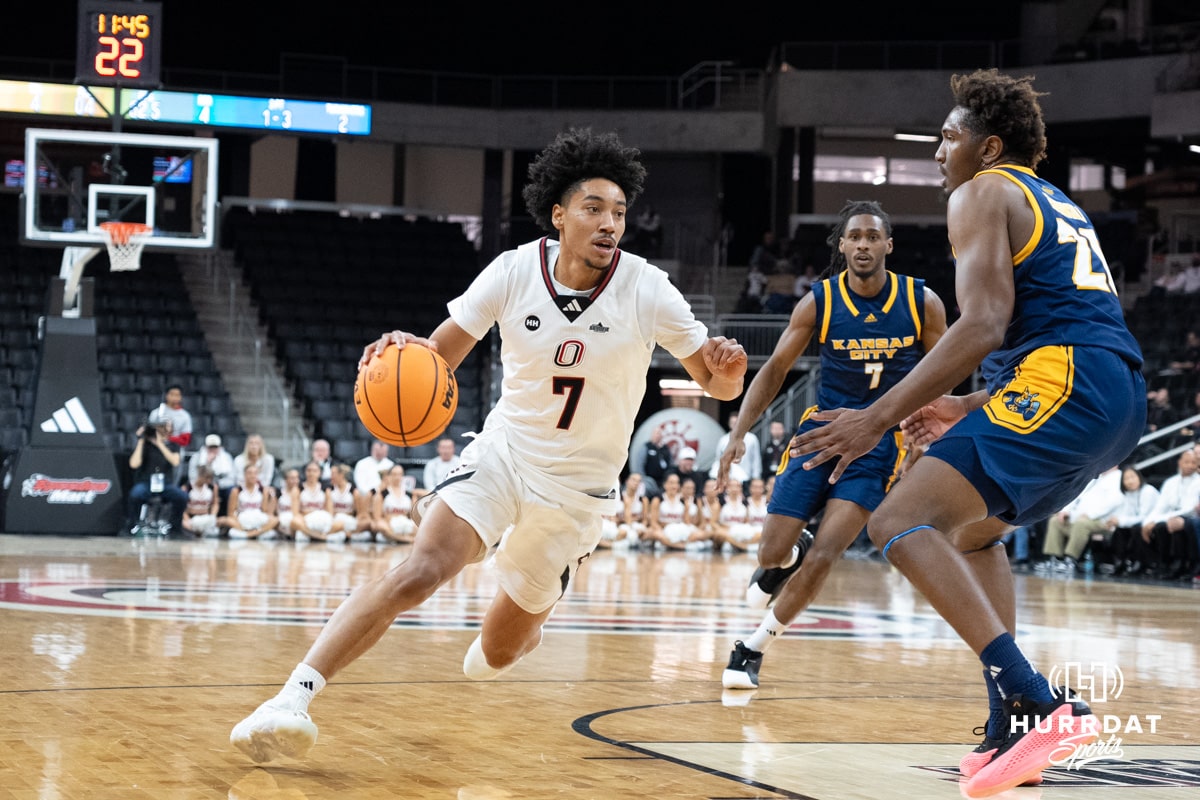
top-left (273, 663), bottom-right (326, 711)
top-left (463, 635), bottom-right (513, 681)
top-left (745, 610), bottom-right (788, 653)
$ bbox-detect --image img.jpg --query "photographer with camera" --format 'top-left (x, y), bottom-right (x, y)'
top-left (126, 410), bottom-right (188, 535)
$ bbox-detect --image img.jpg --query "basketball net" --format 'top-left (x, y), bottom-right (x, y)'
top-left (99, 221), bottom-right (153, 272)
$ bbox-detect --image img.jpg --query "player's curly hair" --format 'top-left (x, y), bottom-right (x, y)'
top-left (950, 68), bottom-right (1048, 169)
top-left (823, 199), bottom-right (891, 278)
top-left (522, 128), bottom-right (647, 232)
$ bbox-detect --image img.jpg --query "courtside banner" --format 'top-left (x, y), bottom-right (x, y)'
top-left (4, 448), bottom-right (125, 533)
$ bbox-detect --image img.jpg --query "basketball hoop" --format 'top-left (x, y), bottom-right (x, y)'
top-left (99, 221), bottom-right (153, 272)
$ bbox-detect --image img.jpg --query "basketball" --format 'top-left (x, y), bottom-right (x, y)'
top-left (354, 343), bottom-right (458, 447)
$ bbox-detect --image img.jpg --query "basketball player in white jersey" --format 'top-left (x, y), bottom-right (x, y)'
top-left (231, 127), bottom-right (748, 764)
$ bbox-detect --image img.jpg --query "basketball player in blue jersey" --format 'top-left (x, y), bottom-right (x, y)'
top-left (718, 200), bottom-right (948, 691)
top-left (792, 70), bottom-right (1145, 797)
top-left (230, 128), bottom-right (748, 764)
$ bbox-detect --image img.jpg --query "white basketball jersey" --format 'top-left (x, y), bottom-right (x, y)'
top-left (449, 238), bottom-right (708, 496)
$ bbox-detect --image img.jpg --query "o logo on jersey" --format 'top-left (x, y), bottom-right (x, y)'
top-left (554, 339), bottom-right (585, 367)
top-left (525, 315), bottom-right (541, 331)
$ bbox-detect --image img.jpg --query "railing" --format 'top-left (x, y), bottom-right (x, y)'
top-left (1132, 413), bottom-right (1200, 474)
top-left (200, 251), bottom-right (310, 467)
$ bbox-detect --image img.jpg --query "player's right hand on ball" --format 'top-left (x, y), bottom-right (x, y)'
top-left (359, 330), bottom-right (433, 370)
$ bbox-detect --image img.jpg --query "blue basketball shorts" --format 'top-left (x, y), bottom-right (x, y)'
top-left (924, 345), bottom-right (1146, 527)
top-left (767, 406), bottom-right (904, 521)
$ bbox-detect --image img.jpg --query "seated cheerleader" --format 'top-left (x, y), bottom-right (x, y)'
top-left (371, 464), bottom-right (417, 544)
top-left (218, 464), bottom-right (279, 539)
top-left (182, 465), bottom-right (221, 538)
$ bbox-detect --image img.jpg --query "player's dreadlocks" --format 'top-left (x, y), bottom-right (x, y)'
top-left (950, 68), bottom-right (1048, 169)
top-left (522, 128), bottom-right (647, 233)
top-left (822, 199), bottom-right (892, 279)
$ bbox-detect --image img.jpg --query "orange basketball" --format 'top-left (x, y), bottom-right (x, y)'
top-left (354, 343), bottom-right (458, 447)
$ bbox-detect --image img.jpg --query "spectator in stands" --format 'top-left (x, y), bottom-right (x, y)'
top-left (1001, 523), bottom-right (1036, 570)
top-left (793, 263), bottom-right (818, 300)
top-left (1166, 329), bottom-right (1200, 377)
top-left (667, 446), bottom-right (704, 494)
top-left (1107, 465), bottom-right (1160, 576)
top-left (189, 434), bottom-right (237, 509)
top-left (637, 427), bottom-right (672, 498)
top-left (234, 433), bottom-right (276, 490)
top-left (1144, 386), bottom-right (1179, 438)
top-left (353, 439), bottom-right (395, 495)
top-left (422, 437), bottom-right (461, 493)
top-left (1034, 464), bottom-right (1122, 574)
top-left (1151, 260), bottom-right (1188, 295)
top-left (310, 439), bottom-right (333, 485)
top-left (762, 260), bottom-right (797, 314)
top-left (762, 419), bottom-right (788, 477)
top-left (181, 464), bottom-right (221, 538)
top-left (158, 384), bottom-right (193, 449)
top-left (634, 205), bottom-right (662, 258)
top-left (125, 410), bottom-right (187, 534)
top-left (218, 463), bottom-right (279, 539)
top-left (1140, 449), bottom-right (1200, 580)
top-left (370, 464), bottom-right (416, 544)
top-left (750, 230), bottom-right (781, 273)
top-left (1180, 389), bottom-right (1200, 443)
top-left (710, 411), bottom-right (762, 490)
top-left (736, 262), bottom-right (768, 313)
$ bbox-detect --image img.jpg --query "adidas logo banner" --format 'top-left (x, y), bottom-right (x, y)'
top-left (40, 396), bottom-right (96, 434)
top-left (556, 295), bottom-right (592, 322)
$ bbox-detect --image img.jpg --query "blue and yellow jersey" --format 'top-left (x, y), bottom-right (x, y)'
top-left (811, 270), bottom-right (927, 411)
top-left (971, 166), bottom-right (1143, 389)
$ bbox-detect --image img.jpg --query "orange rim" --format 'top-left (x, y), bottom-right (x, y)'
top-left (99, 221), bottom-right (153, 245)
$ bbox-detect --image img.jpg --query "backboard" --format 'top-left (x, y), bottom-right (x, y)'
top-left (20, 127), bottom-right (218, 250)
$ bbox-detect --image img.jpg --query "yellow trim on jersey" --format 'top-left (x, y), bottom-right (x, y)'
top-left (884, 429), bottom-right (906, 492)
top-left (977, 166), bottom-right (1044, 266)
top-left (982, 345), bottom-right (1075, 433)
top-left (903, 275), bottom-right (922, 340)
top-left (880, 272), bottom-right (899, 313)
top-left (837, 271), bottom-right (859, 316)
top-left (818, 280), bottom-right (834, 343)
top-left (776, 405), bottom-right (820, 474)
top-left (837, 270), bottom-right (899, 316)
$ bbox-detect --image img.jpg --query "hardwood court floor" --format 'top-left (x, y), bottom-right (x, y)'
top-left (0, 533), bottom-right (1197, 799)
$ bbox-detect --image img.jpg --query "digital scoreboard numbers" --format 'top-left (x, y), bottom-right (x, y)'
top-left (76, 1), bottom-right (162, 88)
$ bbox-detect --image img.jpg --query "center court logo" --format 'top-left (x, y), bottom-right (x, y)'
top-left (1023, 661), bottom-right (1162, 769)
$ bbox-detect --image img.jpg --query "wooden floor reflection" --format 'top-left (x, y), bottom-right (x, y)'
top-left (1, 533), bottom-right (1198, 799)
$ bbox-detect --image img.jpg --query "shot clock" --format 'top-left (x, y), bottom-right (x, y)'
top-left (76, 1), bottom-right (162, 88)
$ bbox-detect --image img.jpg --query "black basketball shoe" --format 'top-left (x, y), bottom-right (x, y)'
top-left (745, 529), bottom-right (814, 610)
